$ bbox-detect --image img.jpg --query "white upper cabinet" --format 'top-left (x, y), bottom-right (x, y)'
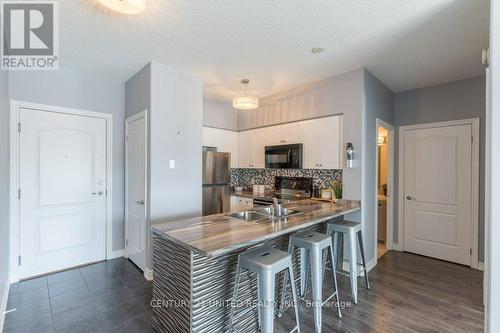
top-left (267, 123), bottom-right (302, 145)
top-left (283, 122), bottom-right (302, 144)
top-left (217, 129), bottom-right (238, 168)
top-left (317, 116), bottom-right (342, 169)
top-left (253, 128), bottom-right (268, 168)
top-left (268, 125), bottom-right (285, 145)
top-left (238, 128), bottom-right (267, 168)
top-left (301, 115), bottom-right (343, 169)
top-left (202, 127), bottom-right (218, 147)
top-left (209, 115), bottom-right (343, 170)
top-left (238, 130), bottom-right (255, 168)
top-left (301, 119), bottom-right (318, 169)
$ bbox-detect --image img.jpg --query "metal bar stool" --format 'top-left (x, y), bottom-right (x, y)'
top-left (279, 231), bottom-right (341, 333)
top-left (229, 246), bottom-right (300, 333)
top-left (327, 220), bottom-right (371, 304)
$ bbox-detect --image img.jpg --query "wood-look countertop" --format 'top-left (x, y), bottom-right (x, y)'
top-left (152, 199), bottom-right (360, 257)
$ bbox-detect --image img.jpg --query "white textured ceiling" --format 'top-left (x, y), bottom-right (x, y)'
top-left (60, 0), bottom-right (489, 100)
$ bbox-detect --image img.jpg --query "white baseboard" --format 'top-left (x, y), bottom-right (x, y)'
top-left (391, 243), bottom-right (403, 251)
top-left (143, 268), bottom-right (153, 281)
top-left (108, 249), bottom-right (125, 260)
top-left (477, 262), bottom-right (485, 271)
top-left (0, 279), bottom-right (10, 332)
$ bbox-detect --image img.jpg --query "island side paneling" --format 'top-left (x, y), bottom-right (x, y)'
top-left (152, 217), bottom-right (340, 333)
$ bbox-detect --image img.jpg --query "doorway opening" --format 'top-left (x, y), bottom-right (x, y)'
top-left (375, 119), bottom-right (394, 261)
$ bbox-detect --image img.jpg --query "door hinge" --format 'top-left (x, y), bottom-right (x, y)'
top-left (125, 239), bottom-right (128, 246)
top-left (18, 255), bottom-right (21, 266)
top-left (18, 188), bottom-right (21, 200)
top-left (17, 122), bottom-right (21, 133)
top-left (471, 136), bottom-right (473, 143)
top-left (470, 248), bottom-right (473, 255)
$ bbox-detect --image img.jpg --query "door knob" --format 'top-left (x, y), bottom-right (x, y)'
top-left (92, 191), bottom-right (104, 196)
top-left (406, 195), bottom-right (415, 200)
top-left (136, 200), bottom-right (145, 206)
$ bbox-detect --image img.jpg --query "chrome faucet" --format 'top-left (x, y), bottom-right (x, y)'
top-left (272, 197), bottom-right (283, 216)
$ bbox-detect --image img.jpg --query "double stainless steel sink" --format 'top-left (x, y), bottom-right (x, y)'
top-left (226, 206), bottom-right (303, 222)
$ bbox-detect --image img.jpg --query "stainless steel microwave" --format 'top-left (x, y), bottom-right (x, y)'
top-left (265, 144), bottom-right (303, 169)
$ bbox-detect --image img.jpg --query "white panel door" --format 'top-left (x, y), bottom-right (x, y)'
top-left (403, 125), bottom-right (472, 265)
top-left (218, 129), bottom-right (238, 168)
top-left (318, 116), bottom-right (341, 169)
top-left (19, 108), bottom-right (107, 279)
top-left (126, 113), bottom-right (147, 271)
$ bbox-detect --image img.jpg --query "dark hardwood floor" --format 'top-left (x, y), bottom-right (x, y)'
top-left (3, 251), bottom-right (483, 333)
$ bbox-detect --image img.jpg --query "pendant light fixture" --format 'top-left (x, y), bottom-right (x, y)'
top-left (233, 79), bottom-right (259, 110)
top-left (97, 0), bottom-right (146, 15)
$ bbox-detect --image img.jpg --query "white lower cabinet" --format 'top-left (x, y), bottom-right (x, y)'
top-left (230, 196), bottom-right (253, 211)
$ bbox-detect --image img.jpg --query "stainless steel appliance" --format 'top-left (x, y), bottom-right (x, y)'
top-left (253, 176), bottom-right (312, 206)
top-left (202, 151), bottom-right (231, 215)
top-left (265, 144), bottom-right (303, 169)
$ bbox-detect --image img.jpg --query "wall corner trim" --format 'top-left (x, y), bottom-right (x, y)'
top-left (0, 279), bottom-right (10, 332)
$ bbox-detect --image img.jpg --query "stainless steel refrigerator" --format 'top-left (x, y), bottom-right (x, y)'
top-left (202, 151), bottom-right (231, 216)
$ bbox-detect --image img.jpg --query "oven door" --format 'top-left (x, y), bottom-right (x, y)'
top-left (265, 144), bottom-right (303, 169)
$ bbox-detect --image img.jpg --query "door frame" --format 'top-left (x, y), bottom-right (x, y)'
top-left (124, 110), bottom-right (149, 277)
top-left (397, 118), bottom-right (480, 269)
top-left (9, 100), bottom-right (114, 282)
top-left (374, 119), bottom-right (395, 261)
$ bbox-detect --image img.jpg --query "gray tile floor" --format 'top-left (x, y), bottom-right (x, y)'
top-left (3, 252), bottom-right (484, 333)
top-left (3, 258), bottom-right (152, 333)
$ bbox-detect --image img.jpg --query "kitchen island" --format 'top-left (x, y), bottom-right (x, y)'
top-left (151, 199), bottom-right (360, 333)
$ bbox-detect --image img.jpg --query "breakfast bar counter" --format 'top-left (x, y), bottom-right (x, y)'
top-left (151, 199), bottom-right (360, 332)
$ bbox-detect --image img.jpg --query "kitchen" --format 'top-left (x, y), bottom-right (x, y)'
top-left (202, 114), bottom-right (344, 215)
top-left (0, 1), bottom-right (492, 333)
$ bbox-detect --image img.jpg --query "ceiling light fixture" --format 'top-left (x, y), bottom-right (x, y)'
top-left (233, 79), bottom-right (259, 110)
top-left (311, 46), bottom-right (325, 54)
top-left (97, 0), bottom-right (146, 15)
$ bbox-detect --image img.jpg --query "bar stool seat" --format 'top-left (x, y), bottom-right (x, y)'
top-left (280, 231), bottom-right (341, 333)
top-left (327, 220), bottom-right (371, 304)
top-left (229, 246), bottom-right (300, 333)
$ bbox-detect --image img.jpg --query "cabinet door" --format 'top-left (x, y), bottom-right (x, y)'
top-left (268, 125), bottom-right (285, 145)
top-left (202, 127), bottom-right (218, 147)
top-left (301, 119), bottom-right (319, 169)
top-left (253, 128), bottom-right (268, 168)
top-left (218, 129), bottom-right (238, 168)
top-left (283, 122), bottom-right (302, 144)
top-left (238, 131), bottom-right (255, 168)
top-left (318, 116), bottom-right (341, 169)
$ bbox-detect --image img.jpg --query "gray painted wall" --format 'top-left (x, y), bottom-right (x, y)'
top-left (362, 69), bottom-right (394, 263)
top-left (203, 98), bottom-right (238, 131)
top-left (9, 69), bottom-right (126, 251)
top-left (0, 70), bottom-right (10, 312)
top-left (125, 63), bottom-right (151, 118)
top-left (147, 61), bottom-right (203, 268)
top-left (394, 76), bottom-right (486, 261)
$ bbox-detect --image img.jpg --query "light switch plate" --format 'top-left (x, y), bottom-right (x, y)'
top-left (169, 160), bottom-right (175, 169)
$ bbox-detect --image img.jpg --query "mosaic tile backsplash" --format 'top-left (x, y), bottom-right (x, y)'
top-left (230, 168), bottom-right (342, 190)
